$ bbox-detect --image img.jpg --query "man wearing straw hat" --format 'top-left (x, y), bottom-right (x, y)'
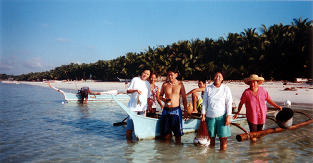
top-left (233, 74), bottom-right (282, 142)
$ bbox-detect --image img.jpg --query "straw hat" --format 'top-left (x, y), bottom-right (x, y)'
top-left (244, 74), bottom-right (264, 85)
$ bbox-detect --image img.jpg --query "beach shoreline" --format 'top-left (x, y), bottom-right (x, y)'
top-left (12, 80), bottom-right (313, 106)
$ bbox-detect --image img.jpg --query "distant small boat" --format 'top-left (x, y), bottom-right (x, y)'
top-left (48, 83), bottom-right (130, 102)
top-left (112, 95), bottom-right (246, 140)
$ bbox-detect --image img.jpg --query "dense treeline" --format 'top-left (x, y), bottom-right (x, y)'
top-left (0, 74), bottom-right (14, 80)
top-left (6, 18), bottom-right (313, 81)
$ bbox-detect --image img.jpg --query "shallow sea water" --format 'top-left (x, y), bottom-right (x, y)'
top-left (0, 83), bottom-right (312, 163)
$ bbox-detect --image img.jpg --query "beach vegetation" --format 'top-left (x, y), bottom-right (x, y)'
top-left (6, 18), bottom-right (312, 81)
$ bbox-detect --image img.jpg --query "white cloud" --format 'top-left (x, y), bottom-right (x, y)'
top-left (0, 55), bottom-right (54, 74)
top-left (56, 37), bottom-right (72, 43)
top-left (0, 56), bottom-right (16, 71)
top-left (23, 57), bottom-right (44, 69)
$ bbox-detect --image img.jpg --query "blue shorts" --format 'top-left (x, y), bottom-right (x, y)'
top-left (160, 107), bottom-right (184, 137)
top-left (205, 114), bottom-right (231, 138)
top-left (126, 111), bottom-right (145, 130)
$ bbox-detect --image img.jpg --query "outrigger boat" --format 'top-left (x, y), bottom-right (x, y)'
top-left (48, 83), bottom-right (130, 102)
top-left (112, 95), bottom-right (247, 140)
top-left (112, 93), bottom-right (312, 141)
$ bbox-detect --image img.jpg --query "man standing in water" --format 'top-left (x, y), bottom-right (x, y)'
top-left (159, 68), bottom-right (188, 144)
top-left (201, 72), bottom-right (233, 151)
top-left (126, 69), bottom-right (151, 141)
top-left (233, 74), bottom-right (282, 143)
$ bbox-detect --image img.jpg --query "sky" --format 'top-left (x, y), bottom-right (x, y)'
top-left (1, 0), bottom-right (312, 75)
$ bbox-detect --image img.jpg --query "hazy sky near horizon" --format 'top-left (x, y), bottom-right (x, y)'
top-left (1, 0), bottom-right (312, 75)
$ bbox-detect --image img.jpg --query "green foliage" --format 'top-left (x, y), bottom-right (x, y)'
top-left (0, 74), bottom-right (14, 80)
top-left (11, 18), bottom-right (312, 81)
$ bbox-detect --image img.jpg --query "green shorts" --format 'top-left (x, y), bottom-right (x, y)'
top-left (205, 114), bottom-right (231, 138)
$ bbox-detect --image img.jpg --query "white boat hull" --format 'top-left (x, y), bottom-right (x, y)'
top-left (112, 95), bottom-right (245, 140)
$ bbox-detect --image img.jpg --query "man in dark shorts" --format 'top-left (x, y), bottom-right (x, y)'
top-left (159, 68), bottom-right (189, 144)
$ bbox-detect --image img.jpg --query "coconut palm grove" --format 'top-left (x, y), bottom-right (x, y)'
top-left (1, 18), bottom-right (312, 81)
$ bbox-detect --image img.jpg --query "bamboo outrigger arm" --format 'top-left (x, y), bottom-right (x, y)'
top-left (48, 82), bottom-right (65, 95)
top-left (235, 111), bottom-right (313, 142)
top-left (231, 123), bottom-right (249, 134)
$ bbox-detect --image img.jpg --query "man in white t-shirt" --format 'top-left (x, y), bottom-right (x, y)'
top-left (126, 69), bottom-right (151, 140)
top-left (201, 72), bottom-right (232, 151)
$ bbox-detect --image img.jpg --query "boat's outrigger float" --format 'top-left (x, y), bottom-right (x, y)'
top-left (233, 108), bottom-right (313, 142)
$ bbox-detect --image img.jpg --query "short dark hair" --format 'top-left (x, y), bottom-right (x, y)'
top-left (198, 79), bottom-right (206, 84)
top-left (167, 66), bottom-right (179, 74)
top-left (150, 72), bottom-right (158, 78)
top-left (140, 67), bottom-right (151, 74)
top-left (215, 72), bottom-right (223, 76)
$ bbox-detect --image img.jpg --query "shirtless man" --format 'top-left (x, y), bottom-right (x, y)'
top-left (159, 68), bottom-right (188, 143)
top-left (186, 79), bottom-right (206, 113)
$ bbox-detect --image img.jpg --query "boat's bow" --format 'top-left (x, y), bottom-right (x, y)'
top-left (48, 82), bottom-right (66, 96)
top-left (112, 95), bottom-right (202, 139)
top-left (112, 95), bottom-right (135, 116)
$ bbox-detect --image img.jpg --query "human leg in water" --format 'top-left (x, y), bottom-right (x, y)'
top-left (220, 137), bottom-right (227, 151)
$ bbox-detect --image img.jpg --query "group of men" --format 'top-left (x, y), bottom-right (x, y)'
top-left (125, 67), bottom-right (234, 149)
top-left (125, 68), bottom-right (187, 143)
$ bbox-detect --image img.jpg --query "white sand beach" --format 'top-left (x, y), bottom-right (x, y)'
top-left (18, 80), bottom-right (313, 106)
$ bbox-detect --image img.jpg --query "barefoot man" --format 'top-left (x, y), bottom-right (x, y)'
top-left (159, 68), bottom-right (189, 144)
top-left (201, 72), bottom-right (232, 151)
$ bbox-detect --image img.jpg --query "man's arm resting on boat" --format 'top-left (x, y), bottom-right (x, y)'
top-left (89, 91), bottom-right (101, 95)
